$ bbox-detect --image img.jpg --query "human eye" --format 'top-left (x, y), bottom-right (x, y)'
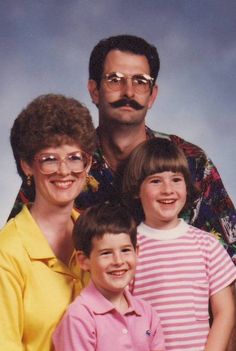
top-left (172, 174), bottom-right (184, 182)
top-left (39, 154), bottom-right (58, 164)
top-left (68, 152), bottom-right (83, 162)
top-left (172, 175), bottom-right (184, 183)
top-left (149, 177), bottom-right (161, 184)
top-left (107, 73), bottom-right (122, 84)
top-left (100, 250), bottom-right (112, 256)
top-left (133, 75), bottom-right (149, 86)
top-left (121, 247), bottom-right (133, 253)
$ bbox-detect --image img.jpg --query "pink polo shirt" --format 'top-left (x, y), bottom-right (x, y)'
top-left (53, 281), bottom-right (165, 351)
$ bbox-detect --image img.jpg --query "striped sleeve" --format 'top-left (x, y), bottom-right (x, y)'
top-left (206, 235), bottom-right (236, 296)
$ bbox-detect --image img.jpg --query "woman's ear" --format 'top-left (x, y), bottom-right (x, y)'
top-left (20, 159), bottom-right (33, 177)
top-left (86, 156), bottom-right (93, 174)
top-left (76, 251), bottom-right (91, 271)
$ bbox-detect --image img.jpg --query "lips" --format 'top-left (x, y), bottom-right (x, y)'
top-left (108, 270), bottom-right (127, 276)
top-left (158, 199), bottom-right (176, 204)
top-left (51, 180), bottom-right (74, 189)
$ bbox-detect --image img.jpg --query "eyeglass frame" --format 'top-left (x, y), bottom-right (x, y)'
top-left (102, 71), bottom-right (154, 93)
top-left (34, 150), bottom-right (91, 175)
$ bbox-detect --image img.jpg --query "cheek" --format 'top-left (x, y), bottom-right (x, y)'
top-left (140, 186), bottom-right (155, 202)
top-left (181, 185), bottom-right (188, 200)
top-left (99, 88), bottom-right (119, 103)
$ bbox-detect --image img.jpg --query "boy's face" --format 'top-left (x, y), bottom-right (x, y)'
top-left (79, 233), bottom-right (137, 302)
top-left (139, 171), bottom-right (187, 229)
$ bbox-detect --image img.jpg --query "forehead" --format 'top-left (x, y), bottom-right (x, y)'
top-left (103, 49), bottom-right (150, 75)
top-left (92, 232), bottom-right (133, 250)
top-left (145, 171), bottom-right (185, 180)
top-left (37, 142), bottom-right (82, 155)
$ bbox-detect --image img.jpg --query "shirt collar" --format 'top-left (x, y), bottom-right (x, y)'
top-left (15, 205), bottom-right (79, 260)
top-left (80, 280), bottom-right (142, 316)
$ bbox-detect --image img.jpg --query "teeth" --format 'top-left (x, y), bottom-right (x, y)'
top-left (110, 270), bottom-right (126, 276)
top-left (53, 181), bottom-right (73, 188)
top-left (160, 200), bottom-right (175, 204)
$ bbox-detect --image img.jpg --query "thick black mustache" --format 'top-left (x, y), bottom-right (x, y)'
top-left (110, 98), bottom-right (144, 110)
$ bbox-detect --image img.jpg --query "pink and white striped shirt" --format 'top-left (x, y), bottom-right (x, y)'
top-left (131, 220), bottom-right (236, 351)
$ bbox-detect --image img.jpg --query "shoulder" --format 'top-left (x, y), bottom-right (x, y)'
top-left (188, 225), bottom-right (235, 260)
top-left (62, 294), bottom-right (96, 325)
top-left (0, 216), bottom-right (24, 254)
top-left (187, 225), bottom-right (221, 246)
top-left (0, 215), bottom-right (29, 285)
top-left (147, 126), bottom-right (207, 159)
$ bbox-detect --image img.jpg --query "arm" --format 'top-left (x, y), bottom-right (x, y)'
top-left (0, 251), bottom-right (25, 350)
top-left (205, 284), bottom-right (235, 351)
top-left (226, 284), bottom-right (236, 351)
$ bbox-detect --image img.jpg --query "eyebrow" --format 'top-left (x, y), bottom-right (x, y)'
top-left (97, 244), bottom-right (133, 252)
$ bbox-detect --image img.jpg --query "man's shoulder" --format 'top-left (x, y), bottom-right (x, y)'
top-left (147, 126), bottom-right (207, 158)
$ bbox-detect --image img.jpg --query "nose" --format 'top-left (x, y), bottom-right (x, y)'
top-left (112, 251), bottom-right (124, 266)
top-left (122, 77), bottom-right (135, 98)
top-left (57, 159), bottom-right (71, 175)
top-left (161, 180), bottom-right (174, 194)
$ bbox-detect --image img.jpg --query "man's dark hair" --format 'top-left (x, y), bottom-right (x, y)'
top-left (73, 202), bottom-right (137, 257)
top-left (89, 34), bottom-right (160, 87)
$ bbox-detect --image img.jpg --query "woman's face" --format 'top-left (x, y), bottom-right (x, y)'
top-left (21, 143), bottom-right (91, 208)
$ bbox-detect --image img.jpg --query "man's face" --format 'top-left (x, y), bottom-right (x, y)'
top-left (88, 50), bottom-right (158, 127)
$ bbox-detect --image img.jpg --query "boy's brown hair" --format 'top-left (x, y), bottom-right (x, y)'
top-left (73, 202), bottom-right (137, 257)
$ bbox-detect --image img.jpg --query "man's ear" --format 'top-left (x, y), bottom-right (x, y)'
top-left (147, 84), bottom-right (158, 109)
top-left (20, 159), bottom-right (33, 177)
top-left (76, 251), bottom-right (91, 271)
top-left (88, 80), bottom-right (99, 106)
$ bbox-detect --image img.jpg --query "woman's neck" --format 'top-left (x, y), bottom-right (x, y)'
top-left (30, 202), bottom-right (75, 265)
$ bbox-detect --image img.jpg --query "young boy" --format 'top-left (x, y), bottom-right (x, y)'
top-left (53, 203), bottom-right (166, 351)
top-left (123, 138), bottom-right (236, 351)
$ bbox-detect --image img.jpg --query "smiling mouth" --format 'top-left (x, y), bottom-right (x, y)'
top-left (109, 270), bottom-right (127, 276)
top-left (158, 199), bottom-right (176, 204)
top-left (52, 180), bottom-right (74, 189)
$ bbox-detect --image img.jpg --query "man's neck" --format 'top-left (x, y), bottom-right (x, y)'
top-left (98, 123), bottom-right (147, 171)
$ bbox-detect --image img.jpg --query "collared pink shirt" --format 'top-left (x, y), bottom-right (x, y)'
top-left (53, 281), bottom-right (165, 351)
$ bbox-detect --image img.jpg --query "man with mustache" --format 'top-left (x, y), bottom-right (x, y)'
top-left (9, 35), bottom-right (236, 263)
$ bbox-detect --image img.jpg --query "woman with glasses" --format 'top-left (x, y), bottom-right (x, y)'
top-left (0, 94), bottom-right (96, 351)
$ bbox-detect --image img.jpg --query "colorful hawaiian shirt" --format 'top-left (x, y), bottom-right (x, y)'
top-left (8, 127), bottom-right (236, 262)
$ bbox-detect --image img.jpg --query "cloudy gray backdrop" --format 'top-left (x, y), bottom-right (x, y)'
top-left (1, 0), bottom-right (235, 227)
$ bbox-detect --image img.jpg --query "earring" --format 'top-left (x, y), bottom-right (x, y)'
top-left (26, 175), bottom-right (32, 186)
top-left (83, 174), bottom-right (99, 192)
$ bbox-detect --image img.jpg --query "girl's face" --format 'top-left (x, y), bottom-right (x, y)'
top-left (139, 171), bottom-right (187, 229)
top-left (21, 143), bottom-right (91, 209)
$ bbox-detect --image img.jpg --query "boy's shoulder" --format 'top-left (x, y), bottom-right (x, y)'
top-left (66, 281), bottom-right (116, 317)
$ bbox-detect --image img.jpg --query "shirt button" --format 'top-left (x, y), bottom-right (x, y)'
top-left (122, 328), bottom-right (128, 334)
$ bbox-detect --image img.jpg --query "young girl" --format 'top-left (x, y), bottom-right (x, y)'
top-left (123, 138), bottom-right (236, 351)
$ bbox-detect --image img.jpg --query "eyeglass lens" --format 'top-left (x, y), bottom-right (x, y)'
top-left (104, 72), bottom-right (153, 93)
top-left (36, 151), bottom-right (89, 174)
